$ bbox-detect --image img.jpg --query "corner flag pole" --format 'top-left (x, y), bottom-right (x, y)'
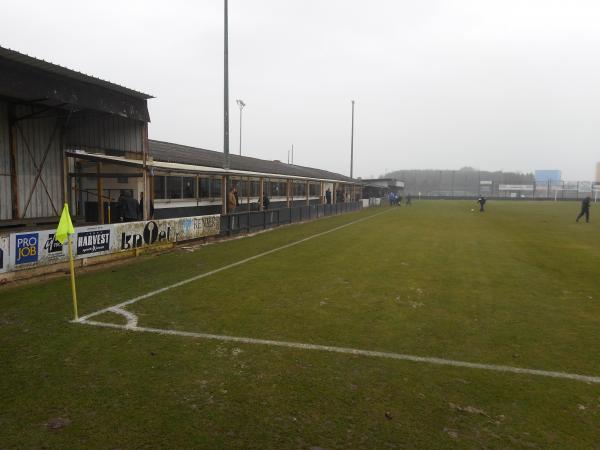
top-left (67, 235), bottom-right (78, 320)
top-left (56, 203), bottom-right (78, 320)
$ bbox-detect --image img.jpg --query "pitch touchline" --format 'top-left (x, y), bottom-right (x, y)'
top-left (76, 208), bottom-right (392, 322)
top-left (79, 319), bottom-right (600, 384)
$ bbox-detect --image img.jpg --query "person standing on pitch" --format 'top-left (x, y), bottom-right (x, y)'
top-left (576, 196), bottom-right (591, 223)
top-left (477, 196), bottom-right (487, 212)
top-left (406, 193), bottom-right (412, 206)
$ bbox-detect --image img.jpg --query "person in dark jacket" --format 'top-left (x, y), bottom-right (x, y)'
top-left (262, 194), bottom-right (270, 210)
top-left (477, 196), bottom-right (487, 212)
top-left (119, 191), bottom-right (139, 222)
top-left (576, 196), bottom-right (591, 223)
top-left (325, 188), bottom-right (332, 204)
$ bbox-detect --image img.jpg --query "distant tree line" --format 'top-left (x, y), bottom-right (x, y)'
top-left (384, 167), bottom-right (534, 196)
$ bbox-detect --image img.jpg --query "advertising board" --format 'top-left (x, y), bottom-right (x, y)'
top-left (0, 236), bottom-right (8, 274)
top-left (499, 185), bottom-right (534, 191)
top-left (4, 214), bottom-right (220, 273)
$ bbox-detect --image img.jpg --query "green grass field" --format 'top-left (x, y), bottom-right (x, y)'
top-left (1, 200), bottom-right (599, 449)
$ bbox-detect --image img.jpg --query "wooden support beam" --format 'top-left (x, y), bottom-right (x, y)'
top-left (306, 180), bottom-right (310, 206)
top-left (221, 176), bottom-right (227, 214)
top-left (247, 176), bottom-right (251, 210)
top-left (142, 123), bottom-right (150, 220)
top-left (286, 179), bottom-right (291, 207)
top-left (8, 107), bottom-right (19, 219)
top-left (320, 181), bottom-right (324, 205)
top-left (97, 162), bottom-right (104, 224)
top-left (259, 177), bottom-right (264, 211)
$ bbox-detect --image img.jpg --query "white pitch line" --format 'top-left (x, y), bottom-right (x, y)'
top-left (109, 307), bottom-right (138, 328)
top-left (76, 208), bottom-right (392, 322)
top-left (79, 319), bottom-right (600, 385)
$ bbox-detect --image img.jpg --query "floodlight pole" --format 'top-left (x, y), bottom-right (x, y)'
top-left (236, 99), bottom-right (245, 155)
top-left (350, 100), bottom-right (355, 178)
top-left (223, 0), bottom-right (230, 170)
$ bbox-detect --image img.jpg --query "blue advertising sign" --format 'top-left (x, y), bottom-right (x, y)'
top-left (15, 232), bottom-right (39, 265)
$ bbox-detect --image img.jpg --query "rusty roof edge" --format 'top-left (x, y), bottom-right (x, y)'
top-left (0, 45), bottom-right (153, 100)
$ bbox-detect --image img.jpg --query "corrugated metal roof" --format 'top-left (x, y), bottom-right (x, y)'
top-left (0, 46), bottom-right (153, 100)
top-left (149, 140), bottom-right (355, 182)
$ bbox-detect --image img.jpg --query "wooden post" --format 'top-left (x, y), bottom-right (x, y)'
top-left (142, 123), bottom-right (150, 220)
top-left (333, 183), bottom-right (337, 204)
top-left (320, 181), bottom-right (324, 205)
top-left (259, 177), bottom-right (264, 210)
top-left (62, 153), bottom-right (69, 209)
top-left (8, 106), bottom-right (19, 219)
top-left (97, 162), bottom-right (104, 224)
top-left (287, 179), bottom-right (291, 207)
top-left (305, 180), bottom-right (309, 206)
top-left (221, 176), bottom-right (227, 214)
top-left (247, 176), bottom-right (251, 210)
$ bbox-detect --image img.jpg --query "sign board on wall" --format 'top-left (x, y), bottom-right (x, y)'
top-left (4, 215), bottom-right (220, 273)
top-left (0, 236), bottom-right (8, 274)
top-left (499, 185), bottom-right (534, 191)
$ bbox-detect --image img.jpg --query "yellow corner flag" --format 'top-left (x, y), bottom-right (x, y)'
top-left (56, 203), bottom-right (78, 320)
top-left (56, 203), bottom-right (75, 245)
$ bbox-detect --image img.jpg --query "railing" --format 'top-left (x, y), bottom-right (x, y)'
top-left (220, 202), bottom-right (362, 236)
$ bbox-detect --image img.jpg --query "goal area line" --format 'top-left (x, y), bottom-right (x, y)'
top-left (78, 318), bottom-right (600, 385)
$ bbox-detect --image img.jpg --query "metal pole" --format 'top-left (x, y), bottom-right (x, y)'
top-left (239, 103), bottom-right (242, 156)
top-left (223, 0), bottom-right (230, 169)
top-left (291, 145), bottom-right (294, 164)
top-left (350, 100), bottom-right (355, 178)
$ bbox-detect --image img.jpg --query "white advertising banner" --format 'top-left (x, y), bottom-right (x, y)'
top-left (578, 182), bottom-right (592, 192)
top-left (5, 215), bottom-right (220, 273)
top-left (499, 185), bottom-right (534, 191)
top-left (113, 215), bottom-right (221, 251)
top-left (0, 236), bottom-right (8, 274)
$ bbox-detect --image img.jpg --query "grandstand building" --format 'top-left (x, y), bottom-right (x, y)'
top-left (74, 140), bottom-right (360, 221)
top-left (0, 45), bottom-right (363, 229)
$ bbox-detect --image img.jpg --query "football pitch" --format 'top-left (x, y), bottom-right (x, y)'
top-left (1, 200), bottom-right (599, 448)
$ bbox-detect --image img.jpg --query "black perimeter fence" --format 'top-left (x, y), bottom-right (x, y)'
top-left (219, 201), bottom-right (363, 237)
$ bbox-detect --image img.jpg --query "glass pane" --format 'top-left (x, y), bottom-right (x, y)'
top-left (272, 182), bottom-right (283, 197)
top-left (236, 180), bottom-right (246, 197)
top-left (183, 177), bottom-right (196, 198)
top-left (167, 176), bottom-right (182, 199)
top-left (211, 177), bottom-right (222, 198)
top-left (294, 182), bottom-right (305, 196)
top-left (153, 176), bottom-right (165, 200)
top-left (200, 178), bottom-right (210, 198)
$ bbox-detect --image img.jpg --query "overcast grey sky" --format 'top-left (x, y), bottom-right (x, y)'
top-left (2, 0), bottom-right (600, 180)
